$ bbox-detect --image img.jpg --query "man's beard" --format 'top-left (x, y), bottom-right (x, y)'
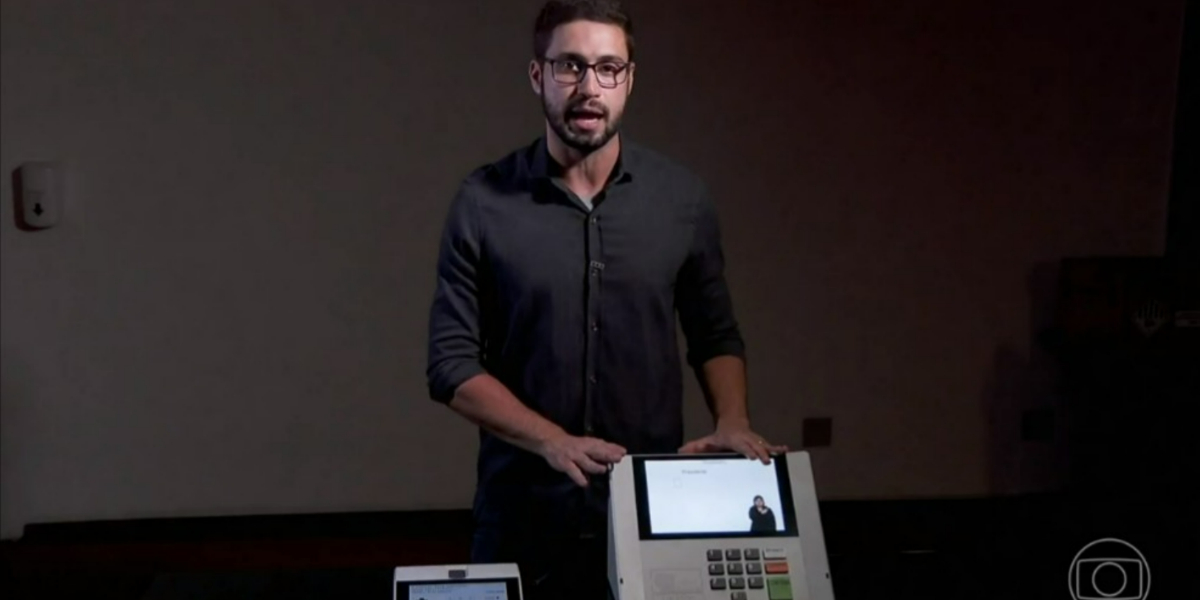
top-left (543, 96), bottom-right (621, 155)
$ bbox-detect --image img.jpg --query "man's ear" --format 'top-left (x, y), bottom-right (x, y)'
top-left (529, 60), bottom-right (543, 95)
top-left (625, 62), bottom-right (635, 96)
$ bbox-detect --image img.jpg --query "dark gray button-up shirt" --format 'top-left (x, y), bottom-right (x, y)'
top-left (426, 136), bottom-right (745, 530)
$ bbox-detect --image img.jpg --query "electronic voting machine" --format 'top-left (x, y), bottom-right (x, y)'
top-left (607, 451), bottom-right (835, 600)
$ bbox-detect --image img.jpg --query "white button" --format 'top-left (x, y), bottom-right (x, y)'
top-left (762, 548), bottom-right (787, 560)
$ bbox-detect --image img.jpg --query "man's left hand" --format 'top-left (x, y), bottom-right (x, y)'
top-left (678, 418), bottom-right (788, 464)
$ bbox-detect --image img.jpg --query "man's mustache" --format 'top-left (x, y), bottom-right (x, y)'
top-left (566, 102), bottom-right (608, 116)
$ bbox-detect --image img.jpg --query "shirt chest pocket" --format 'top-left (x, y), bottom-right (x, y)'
top-left (598, 215), bottom-right (691, 297)
top-left (485, 212), bottom-right (588, 303)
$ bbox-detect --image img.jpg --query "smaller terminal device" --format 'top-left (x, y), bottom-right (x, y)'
top-left (393, 563), bottom-right (523, 600)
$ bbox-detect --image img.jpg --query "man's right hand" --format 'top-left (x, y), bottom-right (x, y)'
top-left (537, 432), bottom-right (627, 487)
top-left (444, 375), bottom-right (627, 486)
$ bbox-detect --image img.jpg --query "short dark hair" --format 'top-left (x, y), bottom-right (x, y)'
top-left (533, 0), bottom-right (635, 61)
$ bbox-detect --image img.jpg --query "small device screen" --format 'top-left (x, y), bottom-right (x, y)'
top-left (633, 454), bottom-right (798, 539)
top-left (407, 581), bottom-right (508, 600)
top-left (397, 579), bottom-right (519, 600)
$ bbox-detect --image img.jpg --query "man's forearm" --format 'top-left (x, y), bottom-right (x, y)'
top-left (699, 355), bottom-right (750, 427)
top-left (447, 373), bottom-right (568, 455)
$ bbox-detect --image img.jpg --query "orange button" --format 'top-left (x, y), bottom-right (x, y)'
top-left (765, 562), bottom-right (789, 574)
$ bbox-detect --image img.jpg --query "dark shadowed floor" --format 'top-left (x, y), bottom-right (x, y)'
top-left (3, 490), bottom-right (1195, 600)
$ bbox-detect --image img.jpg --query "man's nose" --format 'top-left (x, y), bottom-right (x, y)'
top-left (576, 67), bottom-right (602, 95)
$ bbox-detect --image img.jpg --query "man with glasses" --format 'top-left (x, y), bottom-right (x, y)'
top-left (425, 1), bottom-right (786, 598)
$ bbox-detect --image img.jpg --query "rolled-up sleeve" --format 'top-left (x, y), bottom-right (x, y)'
top-left (426, 183), bottom-right (487, 402)
top-left (675, 184), bottom-right (747, 368)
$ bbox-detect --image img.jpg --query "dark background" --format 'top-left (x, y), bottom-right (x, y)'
top-left (2, 0), bottom-right (1195, 598)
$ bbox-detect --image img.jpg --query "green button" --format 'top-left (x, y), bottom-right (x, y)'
top-left (767, 576), bottom-right (793, 600)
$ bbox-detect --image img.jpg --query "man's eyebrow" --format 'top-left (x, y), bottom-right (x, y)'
top-left (549, 52), bottom-right (629, 63)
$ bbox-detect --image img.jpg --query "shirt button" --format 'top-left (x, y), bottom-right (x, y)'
top-left (589, 375), bottom-right (597, 384)
top-left (591, 321), bottom-right (599, 331)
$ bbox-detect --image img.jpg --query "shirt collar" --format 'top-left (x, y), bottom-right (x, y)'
top-left (527, 135), bottom-right (635, 186)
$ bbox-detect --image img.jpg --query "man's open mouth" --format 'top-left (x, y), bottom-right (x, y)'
top-left (568, 107), bottom-right (606, 128)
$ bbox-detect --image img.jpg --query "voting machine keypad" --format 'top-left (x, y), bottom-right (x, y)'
top-left (707, 547), bottom-right (794, 600)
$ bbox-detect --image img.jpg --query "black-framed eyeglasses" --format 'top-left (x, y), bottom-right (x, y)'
top-left (544, 58), bottom-right (631, 88)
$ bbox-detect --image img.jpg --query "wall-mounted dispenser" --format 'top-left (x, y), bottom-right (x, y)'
top-left (16, 161), bottom-right (65, 230)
